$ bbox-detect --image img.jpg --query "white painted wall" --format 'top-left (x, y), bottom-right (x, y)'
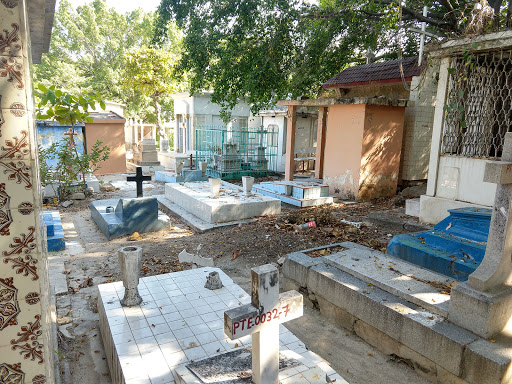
top-left (436, 156), bottom-right (496, 206)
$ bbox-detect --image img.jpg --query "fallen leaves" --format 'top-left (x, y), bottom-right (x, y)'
top-left (128, 232), bottom-right (142, 241)
top-left (232, 249), bottom-right (241, 260)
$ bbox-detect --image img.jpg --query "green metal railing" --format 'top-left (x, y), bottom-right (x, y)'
top-left (195, 125), bottom-right (278, 179)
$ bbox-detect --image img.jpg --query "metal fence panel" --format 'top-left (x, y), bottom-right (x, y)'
top-left (195, 125), bottom-right (279, 179)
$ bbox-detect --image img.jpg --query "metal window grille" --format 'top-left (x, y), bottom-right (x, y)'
top-left (195, 125), bottom-right (279, 179)
top-left (441, 49), bottom-right (512, 159)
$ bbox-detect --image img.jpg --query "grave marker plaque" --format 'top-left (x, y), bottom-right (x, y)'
top-left (224, 264), bottom-right (303, 384)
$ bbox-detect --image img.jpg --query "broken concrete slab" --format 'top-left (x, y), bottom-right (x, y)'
top-left (178, 249), bottom-right (215, 267)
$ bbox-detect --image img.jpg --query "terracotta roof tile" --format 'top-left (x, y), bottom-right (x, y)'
top-left (323, 57), bottom-right (422, 88)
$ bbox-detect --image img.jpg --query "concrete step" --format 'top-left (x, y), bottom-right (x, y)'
top-left (282, 242), bottom-right (512, 384)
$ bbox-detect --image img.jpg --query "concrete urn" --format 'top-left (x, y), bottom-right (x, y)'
top-left (118, 246), bottom-right (143, 306)
top-left (242, 176), bottom-right (255, 196)
top-left (209, 178), bottom-right (221, 198)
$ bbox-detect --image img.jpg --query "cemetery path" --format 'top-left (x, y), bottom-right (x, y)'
top-left (49, 174), bottom-right (431, 384)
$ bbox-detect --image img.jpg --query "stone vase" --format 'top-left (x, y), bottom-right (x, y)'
top-left (118, 246), bottom-right (143, 306)
top-left (242, 176), bottom-right (255, 196)
top-left (160, 138), bottom-right (170, 152)
top-left (209, 178), bottom-right (221, 198)
top-left (199, 161), bottom-right (208, 177)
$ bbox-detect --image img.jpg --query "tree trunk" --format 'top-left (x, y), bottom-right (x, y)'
top-left (153, 94), bottom-right (164, 138)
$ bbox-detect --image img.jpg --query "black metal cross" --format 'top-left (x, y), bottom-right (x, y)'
top-left (127, 167), bottom-right (151, 197)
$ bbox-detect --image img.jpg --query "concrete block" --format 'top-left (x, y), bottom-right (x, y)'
top-left (449, 283), bottom-right (512, 339)
top-left (282, 252), bottom-right (324, 287)
top-left (483, 161), bottom-right (512, 184)
top-left (354, 318), bottom-right (400, 356)
top-left (316, 295), bottom-right (356, 331)
top-left (435, 365), bottom-right (468, 384)
top-left (405, 198), bottom-right (420, 217)
top-left (463, 339), bottom-right (512, 384)
top-left (400, 315), bottom-right (477, 376)
top-left (307, 264), bottom-right (410, 341)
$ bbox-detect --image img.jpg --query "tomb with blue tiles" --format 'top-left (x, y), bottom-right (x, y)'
top-left (43, 210), bottom-right (65, 251)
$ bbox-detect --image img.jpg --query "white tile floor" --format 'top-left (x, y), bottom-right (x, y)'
top-left (98, 268), bottom-right (347, 384)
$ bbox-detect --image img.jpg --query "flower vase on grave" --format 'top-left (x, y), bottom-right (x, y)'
top-left (209, 178), bottom-right (221, 198)
top-left (199, 161), bottom-right (208, 177)
top-left (118, 246), bottom-right (143, 306)
top-left (242, 176), bottom-right (254, 196)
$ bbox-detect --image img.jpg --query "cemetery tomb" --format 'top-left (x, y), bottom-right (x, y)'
top-left (253, 181), bottom-right (334, 207)
top-left (282, 241), bottom-right (512, 383)
top-left (128, 138), bottom-right (164, 173)
top-left (91, 197), bottom-right (170, 240)
top-left (98, 267), bottom-right (346, 384)
top-left (43, 210), bottom-right (65, 251)
top-left (387, 207), bottom-right (491, 281)
top-left (161, 180), bottom-right (281, 224)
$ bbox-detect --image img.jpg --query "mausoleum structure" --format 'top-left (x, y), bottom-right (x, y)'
top-left (420, 31), bottom-right (512, 224)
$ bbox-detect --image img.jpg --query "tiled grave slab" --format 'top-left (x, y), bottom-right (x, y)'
top-left (164, 181), bottom-right (281, 223)
top-left (98, 268), bottom-right (346, 384)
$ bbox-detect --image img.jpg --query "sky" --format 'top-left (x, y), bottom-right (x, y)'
top-left (67, 0), bottom-right (161, 14)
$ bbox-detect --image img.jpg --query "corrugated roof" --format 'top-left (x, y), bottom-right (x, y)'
top-left (323, 57), bottom-right (422, 88)
top-left (88, 111), bottom-right (124, 120)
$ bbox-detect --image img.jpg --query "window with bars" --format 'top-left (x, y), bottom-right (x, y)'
top-left (441, 49), bottom-right (512, 159)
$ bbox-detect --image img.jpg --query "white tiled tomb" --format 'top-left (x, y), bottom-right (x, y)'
top-left (98, 268), bottom-right (346, 384)
top-left (164, 181), bottom-right (281, 223)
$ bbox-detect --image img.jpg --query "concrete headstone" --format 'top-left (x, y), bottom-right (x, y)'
top-left (224, 264), bottom-right (303, 384)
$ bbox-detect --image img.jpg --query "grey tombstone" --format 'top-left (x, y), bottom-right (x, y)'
top-left (224, 264), bottom-right (303, 384)
top-left (449, 132), bottom-right (512, 337)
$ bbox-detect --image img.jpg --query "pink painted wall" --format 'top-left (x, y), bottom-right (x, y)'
top-left (85, 119), bottom-right (127, 175)
top-left (323, 104), bottom-right (366, 200)
top-left (322, 104), bottom-right (405, 200)
top-left (359, 105), bottom-right (405, 200)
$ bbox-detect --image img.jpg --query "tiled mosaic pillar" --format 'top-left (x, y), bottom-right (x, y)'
top-left (0, 1), bottom-right (55, 383)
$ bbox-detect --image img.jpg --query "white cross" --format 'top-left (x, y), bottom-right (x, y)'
top-left (224, 264), bottom-right (303, 384)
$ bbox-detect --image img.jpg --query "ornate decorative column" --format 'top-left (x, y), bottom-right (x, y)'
top-left (0, 1), bottom-right (55, 382)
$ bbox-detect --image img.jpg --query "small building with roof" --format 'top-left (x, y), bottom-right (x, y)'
top-left (278, 56), bottom-right (438, 200)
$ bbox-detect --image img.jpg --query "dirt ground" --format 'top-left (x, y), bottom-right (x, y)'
top-left (49, 173), bottom-right (432, 384)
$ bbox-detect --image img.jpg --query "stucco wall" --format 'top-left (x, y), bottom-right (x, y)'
top-left (85, 120), bottom-right (127, 175)
top-left (323, 104), bottom-right (366, 199)
top-left (359, 105), bottom-right (405, 200)
top-left (436, 156), bottom-right (495, 207)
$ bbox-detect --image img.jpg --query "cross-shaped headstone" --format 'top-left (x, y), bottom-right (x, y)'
top-left (224, 264), bottom-right (303, 384)
top-left (127, 167), bottom-right (151, 198)
top-left (468, 132), bottom-right (512, 292)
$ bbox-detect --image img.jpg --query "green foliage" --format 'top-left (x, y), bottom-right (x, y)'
top-left (36, 84), bottom-right (105, 126)
top-left (39, 137), bottom-right (110, 200)
top-left (36, 86), bottom-right (110, 199)
top-left (124, 46), bottom-right (185, 136)
top-left (33, 0), bottom-right (170, 122)
top-left (154, 0), bottom-right (512, 116)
